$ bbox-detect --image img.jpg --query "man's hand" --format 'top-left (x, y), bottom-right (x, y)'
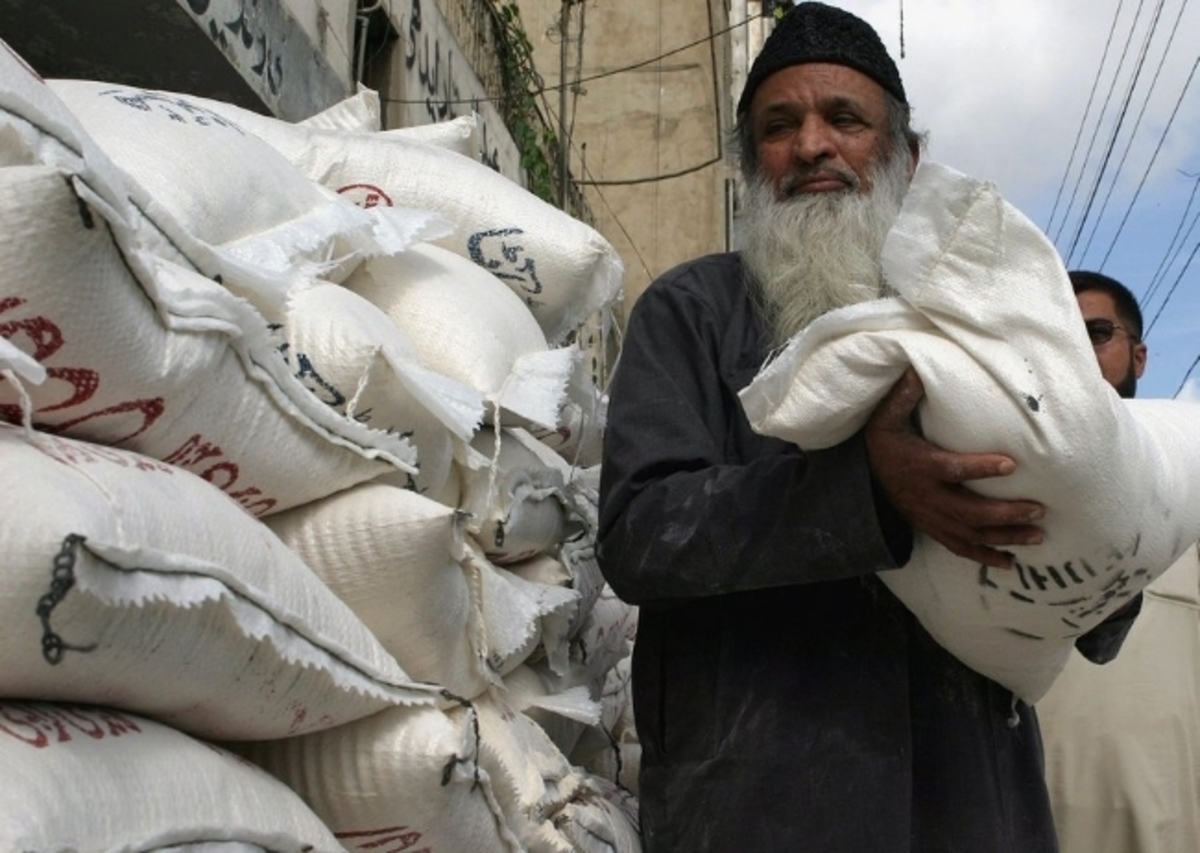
top-left (865, 368), bottom-right (1044, 569)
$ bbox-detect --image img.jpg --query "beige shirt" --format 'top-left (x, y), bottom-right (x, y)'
top-left (1038, 543), bottom-right (1200, 853)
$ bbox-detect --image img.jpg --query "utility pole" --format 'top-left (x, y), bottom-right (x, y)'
top-left (558, 0), bottom-right (571, 211)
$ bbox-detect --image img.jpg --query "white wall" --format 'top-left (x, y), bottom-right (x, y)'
top-left (381, 0), bottom-right (523, 183)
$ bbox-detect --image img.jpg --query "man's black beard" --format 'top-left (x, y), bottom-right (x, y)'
top-left (741, 146), bottom-right (913, 349)
top-left (1116, 365), bottom-right (1138, 399)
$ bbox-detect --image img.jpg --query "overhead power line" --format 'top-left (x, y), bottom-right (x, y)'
top-left (570, 11), bottom-right (759, 87)
top-left (381, 12), bottom-right (765, 109)
top-left (1144, 231), bottom-right (1200, 338)
top-left (1175, 354), bottom-right (1200, 398)
top-left (575, 154), bottom-right (655, 283)
top-left (1045, 0), bottom-right (1125, 236)
top-left (1100, 54), bottom-right (1200, 272)
top-left (1079, 0), bottom-right (1187, 264)
top-left (1142, 171), bottom-right (1200, 310)
top-left (575, 154), bottom-right (724, 186)
top-left (1047, 0), bottom-right (1129, 242)
top-left (1065, 0), bottom-right (1166, 265)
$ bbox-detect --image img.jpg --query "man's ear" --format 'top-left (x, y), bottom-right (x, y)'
top-left (1133, 341), bottom-right (1148, 379)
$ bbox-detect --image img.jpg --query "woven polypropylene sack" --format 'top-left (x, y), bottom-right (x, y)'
top-left (474, 684), bottom-right (642, 851)
top-left (575, 656), bottom-right (641, 796)
top-left (504, 549), bottom-right (597, 673)
top-left (554, 774), bottom-right (643, 853)
top-left (0, 46), bottom-right (428, 514)
top-left (469, 543), bottom-right (580, 680)
top-left (0, 163), bottom-right (420, 515)
top-left (741, 161), bottom-right (1200, 702)
top-left (300, 86), bottom-right (381, 132)
top-left (502, 661), bottom-right (598, 761)
top-left (45, 78), bottom-right (435, 300)
top-left (346, 242), bottom-right (575, 429)
top-left (152, 95), bottom-right (625, 344)
top-left (460, 426), bottom-right (574, 564)
top-left (280, 280), bottom-right (485, 499)
top-left (264, 480), bottom-right (495, 701)
top-left (471, 688), bottom-right (592, 853)
top-left (0, 422), bottom-right (435, 740)
top-left (383, 112), bottom-right (480, 160)
top-left (0, 701), bottom-right (344, 852)
top-left (528, 308), bottom-right (616, 468)
top-left (239, 702), bottom-right (524, 853)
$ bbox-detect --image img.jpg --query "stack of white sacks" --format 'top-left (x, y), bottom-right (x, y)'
top-left (0, 37), bottom-right (639, 852)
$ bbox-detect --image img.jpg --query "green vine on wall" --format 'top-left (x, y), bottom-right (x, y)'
top-left (489, 0), bottom-right (562, 207)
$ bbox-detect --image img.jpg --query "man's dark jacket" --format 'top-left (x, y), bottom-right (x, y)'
top-left (597, 253), bottom-right (1139, 853)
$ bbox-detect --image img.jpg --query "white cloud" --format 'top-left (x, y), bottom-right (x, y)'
top-left (1177, 377), bottom-right (1200, 402)
top-left (845, 0), bottom-right (1200, 400)
top-left (854, 0), bottom-right (1200, 209)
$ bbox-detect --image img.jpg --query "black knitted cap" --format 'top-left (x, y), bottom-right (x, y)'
top-left (737, 2), bottom-right (906, 116)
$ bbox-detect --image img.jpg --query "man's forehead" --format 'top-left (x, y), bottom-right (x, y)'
top-left (1076, 290), bottom-right (1121, 317)
top-left (756, 92), bottom-right (869, 118)
top-left (750, 63), bottom-right (889, 113)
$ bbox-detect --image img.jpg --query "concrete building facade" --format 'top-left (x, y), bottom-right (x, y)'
top-left (514, 1), bottom-right (779, 312)
top-left (519, 1), bottom-right (719, 311)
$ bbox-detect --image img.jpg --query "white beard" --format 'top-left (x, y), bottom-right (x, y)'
top-left (742, 149), bottom-right (913, 349)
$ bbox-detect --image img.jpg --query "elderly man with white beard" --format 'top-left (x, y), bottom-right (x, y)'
top-left (597, 4), bottom-right (1139, 851)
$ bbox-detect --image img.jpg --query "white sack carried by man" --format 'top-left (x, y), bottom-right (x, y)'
top-left (740, 161), bottom-right (1200, 703)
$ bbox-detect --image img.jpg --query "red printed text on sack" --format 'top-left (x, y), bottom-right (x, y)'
top-left (164, 433), bottom-right (277, 516)
top-left (0, 297), bottom-right (164, 441)
top-left (335, 826), bottom-right (431, 853)
top-left (30, 430), bottom-right (176, 474)
top-left (0, 703), bottom-right (143, 749)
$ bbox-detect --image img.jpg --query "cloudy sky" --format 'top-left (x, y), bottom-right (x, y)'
top-left (845, 0), bottom-right (1200, 399)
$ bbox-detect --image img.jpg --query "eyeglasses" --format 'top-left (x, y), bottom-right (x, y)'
top-left (1085, 318), bottom-right (1139, 346)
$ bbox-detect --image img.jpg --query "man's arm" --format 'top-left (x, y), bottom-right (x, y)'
top-left (1074, 594), bottom-right (1142, 663)
top-left (865, 369), bottom-right (1046, 569)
